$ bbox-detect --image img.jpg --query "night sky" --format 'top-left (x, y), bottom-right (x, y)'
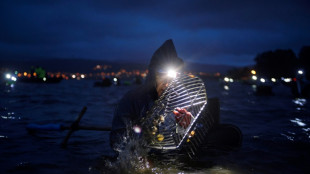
top-left (1, 0), bottom-right (310, 66)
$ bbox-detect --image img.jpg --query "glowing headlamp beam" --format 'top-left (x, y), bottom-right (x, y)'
top-left (167, 69), bottom-right (177, 78)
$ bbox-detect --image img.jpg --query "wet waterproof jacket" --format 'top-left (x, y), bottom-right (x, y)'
top-left (109, 83), bottom-right (158, 151)
top-left (109, 39), bottom-right (184, 152)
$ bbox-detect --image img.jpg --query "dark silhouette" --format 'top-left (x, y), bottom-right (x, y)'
top-left (252, 46), bottom-right (310, 98)
top-left (254, 49), bottom-right (298, 78)
top-left (226, 67), bottom-right (251, 80)
top-left (94, 77), bottom-right (112, 87)
top-left (134, 75), bottom-right (142, 85)
top-left (255, 85), bottom-right (274, 96)
top-left (299, 46), bottom-right (310, 80)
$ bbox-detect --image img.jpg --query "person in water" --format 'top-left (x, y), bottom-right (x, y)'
top-left (110, 39), bottom-right (242, 154)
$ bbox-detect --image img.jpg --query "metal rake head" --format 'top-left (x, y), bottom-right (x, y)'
top-left (141, 73), bottom-right (214, 157)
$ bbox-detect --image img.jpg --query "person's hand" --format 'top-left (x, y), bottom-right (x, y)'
top-left (173, 108), bottom-right (192, 129)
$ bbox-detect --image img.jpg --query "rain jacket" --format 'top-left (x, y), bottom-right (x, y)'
top-left (110, 39), bottom-right (184, 152)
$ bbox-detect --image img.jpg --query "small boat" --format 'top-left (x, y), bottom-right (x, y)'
top-left (94, 78), bottom-right (112, 87)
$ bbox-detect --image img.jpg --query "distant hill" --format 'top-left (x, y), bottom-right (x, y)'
top-left (0, 58), bottom-right (145, 73)
top-left (0, 58), bottom-right (235, 74)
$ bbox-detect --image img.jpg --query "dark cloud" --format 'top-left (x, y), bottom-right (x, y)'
top-left (0, 0), bottom-right (309, 66)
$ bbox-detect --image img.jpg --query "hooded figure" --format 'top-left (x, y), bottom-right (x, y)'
top-left (110, 39), bottom-right (184, 152)
top-left (110, 39), bottom-right (243, 155)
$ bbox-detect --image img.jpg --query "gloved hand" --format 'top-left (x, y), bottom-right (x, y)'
top-left (173, 108), bottom-right (192, 129)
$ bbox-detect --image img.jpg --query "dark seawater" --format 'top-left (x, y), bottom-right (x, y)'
top-left (1, 79), bottom-right (310, 174)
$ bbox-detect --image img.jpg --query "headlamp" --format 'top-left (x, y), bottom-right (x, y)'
top-left (167, 69), bottom-right (177, 78)
top-left (157, 67), bottom-right (178, 79)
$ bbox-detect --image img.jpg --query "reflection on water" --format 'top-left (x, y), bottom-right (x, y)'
top-left (0, 135), bottom-right (8, 139)
top-left (290, 118), bottom-right (307, 127)
top-left (281, 132), bottom-right (295, 141)
top-left (223, 85), bottom-right (229, 91)
top-left (1, 115), bottom-right (21, 120)
top-left (293, 98), bottom-right (307, 111)
top-left (293, 98), bottom-right (307, 106)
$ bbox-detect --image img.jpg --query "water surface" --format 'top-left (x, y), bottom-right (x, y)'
top-left (1, 79), bottom-right (309, 173)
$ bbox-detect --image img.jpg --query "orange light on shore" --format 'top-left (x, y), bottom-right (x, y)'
top-left (251, 70), bottom-right (256, 75)
top-left (24, 72), bottom-right (27, 76)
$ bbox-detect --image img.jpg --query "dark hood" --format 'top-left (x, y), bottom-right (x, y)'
top-left (145, 39), bottom-right (184, 86)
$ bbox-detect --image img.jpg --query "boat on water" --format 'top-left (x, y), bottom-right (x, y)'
top-left (93, 77), bottom-right (120, 87)
top-left (94, 75), bottom-right (143, 87)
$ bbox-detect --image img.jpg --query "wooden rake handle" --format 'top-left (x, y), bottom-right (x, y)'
top-left (61, 106), bottom-right (87, 148)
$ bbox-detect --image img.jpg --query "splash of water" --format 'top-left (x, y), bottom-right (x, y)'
top-left (116, 139), bottom-right (151, 173)
top-left (100, 137), bottom-right (152, 173)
